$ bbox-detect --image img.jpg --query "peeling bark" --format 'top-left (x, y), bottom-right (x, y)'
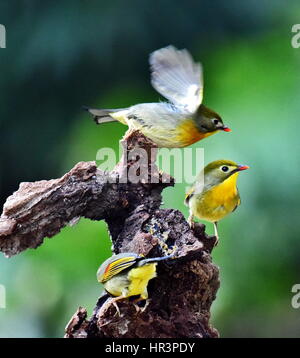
top-left (0, 131), bottom-right (220, 338)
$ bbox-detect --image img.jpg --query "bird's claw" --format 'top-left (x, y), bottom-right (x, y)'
top-left (188, 220), bottom-right (195, 229)
top-left (140, 299), bottom-right (151, 313)
top-left (133, 299), bottom-right (150, 313)
top-left (133, 303), bottom-right (141, 313)
top-left (213, 237), bottom-right (219, 247)
top-left (112, 300), bottom-right (121, 316)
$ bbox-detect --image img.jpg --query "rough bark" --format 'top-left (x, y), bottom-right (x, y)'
top-left (0, 131), bottom-right (220, 338)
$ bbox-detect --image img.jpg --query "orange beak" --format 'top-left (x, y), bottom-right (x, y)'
top-left (237, 165), bottom-right (249, 171)
top-left (222, 126), bottom-right (231, 132)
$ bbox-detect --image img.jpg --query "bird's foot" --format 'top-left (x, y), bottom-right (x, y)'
top-left (112, 300), bottom-right (121, 316)
top-left (110, 296), bottom-right (127, 317)
top-left (213, 222), bottom-right (219, 248)
top-left (98, 296), bottom-right (124, 319)
top-left (131, 297), bottom-right (150, 313)
top-left (140, 299), bottom-right (151, 313)
top-left (189, 220), bottom-right (195, 230)
top-left (133, 303), bottom-right (141, 313)
top-left (188, 214), bottom-right (195, 229)
top-left (213, 236), bottom-right (219, 247)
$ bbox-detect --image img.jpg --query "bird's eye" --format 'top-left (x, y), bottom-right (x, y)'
top-left (213, 119), bottom-right (219, 125)
top-left (221, 166), bottom-right (229, 172)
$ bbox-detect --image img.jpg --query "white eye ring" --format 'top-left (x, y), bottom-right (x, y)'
top-left (221, 166), bottom-right (229, 172)
top-left (213, 119), bottom-right (219, 125)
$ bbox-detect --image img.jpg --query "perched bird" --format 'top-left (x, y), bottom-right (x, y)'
top-left (185, 160), bottom-right (249, 245)
top-left (85, 45), bottom-right (230, 148)
top-left (97, 252), bottom-right (174, 308)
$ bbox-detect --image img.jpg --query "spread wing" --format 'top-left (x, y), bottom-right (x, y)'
top-left (98, 254), bottom-right (139, 283)
top-left (150, 45), bottom-right (203, 113)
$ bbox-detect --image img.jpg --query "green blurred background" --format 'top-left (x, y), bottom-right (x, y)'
top-left (1, 0), bottom-right (300, 338)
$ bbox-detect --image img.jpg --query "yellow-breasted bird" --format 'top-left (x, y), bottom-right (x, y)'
top-left (97, 252), bottom-right (174, 307)
top-left (85, 45), bottom-right (231, 148)
top-left (185, 160), bottom-right (249, 245)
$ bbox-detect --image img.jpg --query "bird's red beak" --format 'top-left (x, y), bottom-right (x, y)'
top-left (222, 126), bottom-right (231, 132)
top-left (237, 165), bottom-right (249, 171)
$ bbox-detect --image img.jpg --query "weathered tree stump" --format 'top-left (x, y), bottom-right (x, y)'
top-left (0, 131), bottom-right (219, 338)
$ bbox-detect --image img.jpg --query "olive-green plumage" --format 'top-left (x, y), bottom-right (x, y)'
top-left (97, 252), bottom-right (174, 300)
top-left (185, 160), bottom-right (249, 245)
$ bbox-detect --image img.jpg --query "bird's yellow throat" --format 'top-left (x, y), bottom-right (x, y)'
top-left (176, 119), bottom-right (217, 146)
top-left (191, 172), bottom-right (240, 223)
top-left (209, 172), bottom-right (239, 203)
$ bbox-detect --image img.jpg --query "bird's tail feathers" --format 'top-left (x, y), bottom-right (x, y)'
top-left (83, 106), bottom-right (121, 125)
top-left (139, 253), bottom-right (176, 266)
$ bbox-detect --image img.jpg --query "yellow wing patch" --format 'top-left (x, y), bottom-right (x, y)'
top-left (101, 256), bottom-right (138, 283)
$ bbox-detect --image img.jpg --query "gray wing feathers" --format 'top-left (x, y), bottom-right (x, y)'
top-left (149, 46), bottom-right (203, 112)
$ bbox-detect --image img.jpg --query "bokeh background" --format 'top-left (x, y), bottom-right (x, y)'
top-left (1, 0), bottom-right (300, 338)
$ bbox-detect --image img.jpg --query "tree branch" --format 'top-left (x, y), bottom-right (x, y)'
top-left (0, 131), bottom-right (220, 338)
